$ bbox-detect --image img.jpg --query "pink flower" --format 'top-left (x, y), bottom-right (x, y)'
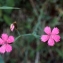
top-left (10, 24), bottom-right (15, 31)
top-left (41, 26), bottom-right (60, 46)
top-left (0, 33), bottom-right (14, 53)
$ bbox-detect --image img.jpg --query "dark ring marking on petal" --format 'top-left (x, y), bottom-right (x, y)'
top-left (0, 45), bottom-right (2, 47)
top-left (8, 43), bottom-right (13, 44)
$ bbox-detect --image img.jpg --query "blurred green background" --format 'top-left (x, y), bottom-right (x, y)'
top-left (0, 0), bottom-right (63, 63)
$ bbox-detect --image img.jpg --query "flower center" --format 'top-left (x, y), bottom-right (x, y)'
top-left (4, 41), bottom-right (7, 44)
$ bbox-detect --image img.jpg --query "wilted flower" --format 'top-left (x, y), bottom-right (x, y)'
top-left (10, 23), bottom-right (15, 31)
top-left (41, 26), bottom-right (60, 46)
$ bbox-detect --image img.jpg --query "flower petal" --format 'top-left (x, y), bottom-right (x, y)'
top-left (1, 33), bottom-right (8, 41)
top-left (52, 27), bottom-right (59, 34)
top-left (52, 35), bottom-right (60, 42)
top-left (0, 38), bottom-right (4, 45)
top-left (6, 44), bottom-right (12, 52)
top-left (44, 26), bottom-right (51, 34)
top-left (41, 35), bottom-right (49, 42)
top-left (7, 36), bottom-right (14, 43)
top-left (10, 24), bottom-right (15, 31)
top-left (0, 45), bottom-right (6, 53)
top-left (48, 38), bottom-right (55, 46)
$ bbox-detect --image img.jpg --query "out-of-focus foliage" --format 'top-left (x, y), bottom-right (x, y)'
top-left (0, 0), bottom-right (63, 63)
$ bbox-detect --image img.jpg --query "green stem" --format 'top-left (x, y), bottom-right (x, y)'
top-left (15, 33), bottom-right (32, 42)
top-left (29, 0), bottom-right (38, 16)
top-left (33, 9), bottom-right (43, 33)
top-left (34, 19), bottom-right (46, 63)
top-left (16, 29), bottom-right (21, 35)
top-left (24, 45), bottom-right (29, 63)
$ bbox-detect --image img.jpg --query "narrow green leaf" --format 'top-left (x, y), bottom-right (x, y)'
top-left (0, 6), bottom-right (20, 9)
